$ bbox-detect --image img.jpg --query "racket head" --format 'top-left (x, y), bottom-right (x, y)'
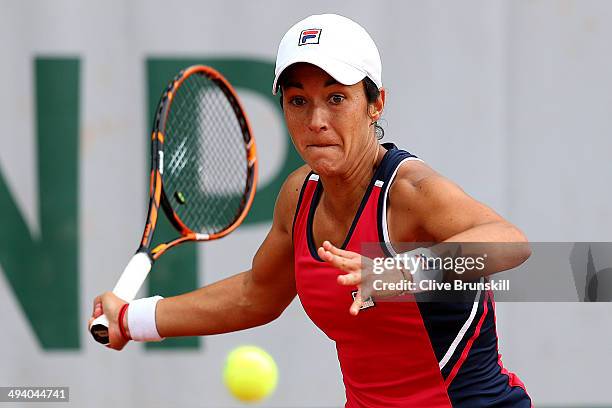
top-left (142, 65), bottom-right (257, 258)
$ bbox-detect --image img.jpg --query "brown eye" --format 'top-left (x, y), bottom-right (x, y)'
top-left (289, 96), bottom-right (306, 107)
top-left (329, 94), bottom-right (345, 105)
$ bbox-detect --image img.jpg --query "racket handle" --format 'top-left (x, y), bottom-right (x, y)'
top-left (112, 252), bottom-right (153, 302)
top-left (89, 252), bottom-right (153, 345)
top-left (90, 314), bottom-right (110, 345)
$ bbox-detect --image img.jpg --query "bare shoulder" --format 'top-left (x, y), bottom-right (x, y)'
top-left (388, 158), bottom-right (507, 241)
top-left (389, 159), bottom-right (455, 203)
top-left (273, 164), bottom-right (312, 234)
top-left (390, 158), bottom-right (486, 216)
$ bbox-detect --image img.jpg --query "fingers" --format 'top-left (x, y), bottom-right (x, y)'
top-left (108, 339), bottom-right (126, 351)
top-left (337, 271), bottom-right (361, 286)
top-left (93, 302), bottom-right (103, 319)
top-left (91, 295), bottom-right (102, 317)
top-left (89, 292), bottom-right (128, 350)
top-left (318, 241), bottom-right (364, 286)
top-left (318, 244), bottom-right (360, 273)
top-left (322, 241), bottom-right (355, 258)
top-left (317, 241), bottom-right (367, 316)
top-left (350, 289), bottom-right (363, 316)
top-left (88, 295), bottom-right (103, 331)
top-left (317, 246), bottom-right (332, 262)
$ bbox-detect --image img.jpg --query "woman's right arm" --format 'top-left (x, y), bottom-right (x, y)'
top-left (91, 166), bottom-right (309, 349)
top-left (155, 169), bottom-right (304, 336)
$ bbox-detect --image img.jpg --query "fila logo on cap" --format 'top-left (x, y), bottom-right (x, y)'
top-left (299, 28), bottom-right (322, 46)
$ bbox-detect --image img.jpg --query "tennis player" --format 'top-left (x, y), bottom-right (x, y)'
top-left (90, 14), bottom-right (532, 407)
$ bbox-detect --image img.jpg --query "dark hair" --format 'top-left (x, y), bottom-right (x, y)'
top-left (277, 74), bottom-right (385, 139)
top-left (363, 76), bottom-right (385, 140)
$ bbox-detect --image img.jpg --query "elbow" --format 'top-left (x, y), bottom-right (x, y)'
top-left (249, 305), bottom-right (287, 328)
top-left (509, 225), bottom-right (531, 267)
top-left (263, 307), bottom-right (285, 324)
top-left (237, 293), bottom-right (289, 328)
top-left (259, 296), bottom-right (294, 324)
top-left (516, 242), bottom-right (532, 268)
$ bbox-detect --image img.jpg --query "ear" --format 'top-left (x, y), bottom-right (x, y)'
top-left (368, 88), bottom-right (386, 122)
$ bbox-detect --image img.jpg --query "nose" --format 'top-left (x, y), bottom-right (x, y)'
top-left (307, 104), bottom-right (328, 133)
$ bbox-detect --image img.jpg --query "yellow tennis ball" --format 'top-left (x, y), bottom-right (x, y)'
top-left (223, 345), bottom-right (278, 402)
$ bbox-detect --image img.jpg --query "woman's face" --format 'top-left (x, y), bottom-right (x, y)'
top-left (281, 63), bottom-right (383, 177)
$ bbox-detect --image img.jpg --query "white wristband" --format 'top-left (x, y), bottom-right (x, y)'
top-left (127, 295), bottom-right (164, 342)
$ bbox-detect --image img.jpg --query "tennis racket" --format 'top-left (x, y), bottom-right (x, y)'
top-left (90, 65), bottom-right (257, 345)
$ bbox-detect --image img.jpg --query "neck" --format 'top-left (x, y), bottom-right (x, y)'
top-left (318, 139), bottom-right (386, 219)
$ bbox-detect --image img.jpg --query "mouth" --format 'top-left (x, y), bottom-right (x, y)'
top-left (307, 143), bottom-right (338, 148)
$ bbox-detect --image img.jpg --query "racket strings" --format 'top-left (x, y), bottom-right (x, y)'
top-left (163, 73), bottom-right (250, 234)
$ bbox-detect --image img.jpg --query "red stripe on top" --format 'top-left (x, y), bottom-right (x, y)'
top-left (302, 30), bottom-right (320, 35)
top-left (444, 291), bottom-right (490, 387)
top-left (489, 291), bottom-right (531, 401)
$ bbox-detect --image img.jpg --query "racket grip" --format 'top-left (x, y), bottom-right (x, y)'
top-left (112, 252), bottom-right (153, 302)
top-left (90, 314), bottom-right (110, 345)
top-left (89, 252), bottom-right (153, 345)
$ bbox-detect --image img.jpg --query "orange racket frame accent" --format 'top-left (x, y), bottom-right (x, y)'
top-left (139, 65), bottom-right (258, 261)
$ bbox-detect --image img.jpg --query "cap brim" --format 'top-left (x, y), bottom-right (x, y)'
top-left (272, 52), bottom-right (367, 95)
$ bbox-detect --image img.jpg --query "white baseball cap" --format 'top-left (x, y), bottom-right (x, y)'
top-left (272, 14), bottom-right (382, 95)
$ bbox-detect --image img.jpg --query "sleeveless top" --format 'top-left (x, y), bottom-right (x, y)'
top-left (292, 143), bottom-right (531, 407)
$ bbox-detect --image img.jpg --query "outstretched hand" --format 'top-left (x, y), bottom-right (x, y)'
top-left (317, 240), bottom-right (367, 315)
top-left (317, 241), bottom-right (407, 316)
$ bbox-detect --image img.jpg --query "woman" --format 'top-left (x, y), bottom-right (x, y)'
top-left (90, 14), bottom-right (532, 407)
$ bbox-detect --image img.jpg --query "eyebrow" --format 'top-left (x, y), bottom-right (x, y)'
top-left (283, 81), bottom-right (303, 89)
top-left (282, 78), bottom-right (341, 90)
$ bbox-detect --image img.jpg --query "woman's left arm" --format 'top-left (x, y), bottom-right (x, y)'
top-left (319, 162), bottom-right (532, 314)
top-left (390, 165), bottom-right (531, 276)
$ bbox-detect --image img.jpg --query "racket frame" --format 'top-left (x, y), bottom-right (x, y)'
top-left (143, 65), bottom-right (258, 260)
top-left (90, 65), bottom-right (257, 345)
